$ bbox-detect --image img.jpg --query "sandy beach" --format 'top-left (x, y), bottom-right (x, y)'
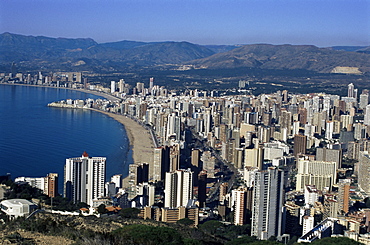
top-left (90, 109), bottom-right (154, 165)
top-left (79, 89), bottom-right (155, 165)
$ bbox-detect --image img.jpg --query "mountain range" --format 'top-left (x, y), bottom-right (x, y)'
top-left (1, 32), bottom-right (369, 74)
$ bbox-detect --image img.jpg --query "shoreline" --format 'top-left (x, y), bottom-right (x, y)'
top-left (2, 83), bottom-right (154, 166)
top-left (89, 108), bottom-right (154, 165)
top-left (0, 83), bottom-right (119, 101)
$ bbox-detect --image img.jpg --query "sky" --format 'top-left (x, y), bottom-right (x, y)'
top-left (0, 0), bottom-right (369, 47)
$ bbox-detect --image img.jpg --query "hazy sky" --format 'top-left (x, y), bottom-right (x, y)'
top-left (0, 0), bottom-right (369, 46)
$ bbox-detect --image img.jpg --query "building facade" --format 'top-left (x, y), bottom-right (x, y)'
top-left (64, 152), bottom-right (106, 206)
top-left (251, 167), bottom-right (285, 240)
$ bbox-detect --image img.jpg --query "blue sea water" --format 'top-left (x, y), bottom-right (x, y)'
top-left (0, 84), bottom-right (132, 189)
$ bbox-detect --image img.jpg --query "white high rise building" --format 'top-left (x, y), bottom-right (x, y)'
top-left (359, 93), bottom-right (369, 110)
top-left (364, 105), bottom-right (370, 126)
top-left (164, 169), bottom-right (193, 208)
top-left (348, 83), bottom-right (354, 98)
top-left (166, 113), bottom-right (181, 141)
top-left (251, 167), bottom-right (285, 240)
top-left (64, 152), bottom-right (106, 206)
top-left (110, 81), bottom-right (116, 94)
top-left (325, 120), bottom-right (334, 140)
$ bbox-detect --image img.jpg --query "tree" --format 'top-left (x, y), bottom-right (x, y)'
top-left (199, 220), bottom-right (224, 235)
top-left (312, 237), bottom-right (362, 245)
top-left (176, 218), bottom-right (195, 226)
top-left (111, 224), bottom-right (183, 245)
top-left (119, 208), bottom-right (140, 219)
top-left (97, 204), bottom-right (107, 214)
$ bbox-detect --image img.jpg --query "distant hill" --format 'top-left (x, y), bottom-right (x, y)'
top-left (329, 46), bottom-right (369, 52)
top-left (202, 45), bottom-right (242, 53)
top-left (1, 33), bottom-right (369, 74)
top-left (187, 44), bottom-right (370, 73)
top-left (0, 33), bottom-right (215, 71)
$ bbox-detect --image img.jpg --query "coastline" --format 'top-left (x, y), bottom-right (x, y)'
top-left (2, 83), bottom-right (154, 166)
top-left (89, 108), bottom-right (154, 165)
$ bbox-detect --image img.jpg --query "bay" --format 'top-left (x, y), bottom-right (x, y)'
top-left (0, 84), bottom-right (132, 192)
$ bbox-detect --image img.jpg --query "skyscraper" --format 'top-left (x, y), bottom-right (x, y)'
top-left (364, 105), bottom-right (370, 126)
top-left (152, 146), bottom-right (170, 181)
top-left (358, 151), bottom-right (370, 195)
top-left (164, 169), bottom-right (193, 208)
top-left (348, 83), bottom-right (354, 98)
top-left (251, 167), bottom-right (285, 240)
top-left (45, 173), bottom-right (58, 198)
top-left (293, 134), bottom-right (307, 157)
top-left (110, 81), bottom-right (116, 94)
top-left (149, 77), bottom-right (154, 91)
top-left (64, 152), bottom-right (106, 206)
top-left (232, 187), bottom-right (253, 225)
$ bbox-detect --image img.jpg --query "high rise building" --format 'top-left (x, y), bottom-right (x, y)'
top-left (358, 151), bottom-right (370, 195)
top-left (337, 179), bottom-right (351, 215)
top-left (293, 134), bottom-right (307, 157)
top-left (170, 144), bottom-right (181, 172)
top-left (348, 83), bottom-right (355, 98)
top-left (152, 146), bottom-right (170, 181)
top-left (118, 79), bottom-right (125, 93)
top-left (201, 150), bottom-right (216, 178)
top-left (304, 185), bottom-right (319, 206)
top-left (45, 173), bottom-right (58, 198)
top-left (164, 169), bottom-right (193, 208)
top-left (244, 147), bottom-right (264, 170)
top-left (316, 148), bottom-right (342, 169)
top-left (191, 149), bottom-right (201, 168)
top-left (110, 81), bottom-right (116, 94)
top-left (136, 82), bottom-right (145, 94)
top-left (325, 121), bottom-right (334, 140)
top-left (197, 170), bottom-right (207, 208)
top-left (167, 113), bottom-right (181, 141)
top-left (149, 77), bottom-right (154, 91)
top-left (359, 93), bottom-right (369, 110)
top-left (64, 152), bottom-right (106, 206)
top-left (364, 105), bottom-right (370, 126)
top-left (251, 167), bottom-right (285, 240)
top-left (232, 187), bottom-right (253, 225)
top-left (296, 159), bottom-right (337, 191)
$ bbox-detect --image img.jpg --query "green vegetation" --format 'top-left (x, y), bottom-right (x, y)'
top-left (176, 218), bottom-right (195, 226)
top-left (119, 207), bottom-right (141, 219)
top-left (111, 225), bottom-right (184, 245)
top-left (199, 220), bottom-right (251, 240)
top-left (311, 237), bottom-right (362, 245)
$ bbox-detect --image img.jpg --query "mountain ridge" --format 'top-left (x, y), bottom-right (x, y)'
top-left (1, 32), bottom-right (369, 74)
top-left (186, 43), bottom-right (370, 73)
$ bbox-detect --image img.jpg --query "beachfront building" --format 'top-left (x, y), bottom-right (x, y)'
top-left (15, 173), bottom-right (58, 198)
top-left (64, 152), bottom-right (106, 207)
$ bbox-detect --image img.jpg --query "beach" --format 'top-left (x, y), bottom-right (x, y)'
top-left (90, 109), bottom-right (154, 165)
top-left (79, 89), bottom-right (155, 165)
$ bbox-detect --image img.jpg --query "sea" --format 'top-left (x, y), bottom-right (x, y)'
top-left (0, 84), bottom-right (133, 191)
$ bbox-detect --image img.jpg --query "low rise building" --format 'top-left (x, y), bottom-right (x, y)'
top-left (0, 199), bottom-right (37, 218)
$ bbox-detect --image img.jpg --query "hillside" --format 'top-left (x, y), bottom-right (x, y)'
top-left (187, 44), bottom-right (370, 73)
top-left (1, 33), bottom-right (369, 74)
top-left (0, 33), bottom-right (215, 71)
